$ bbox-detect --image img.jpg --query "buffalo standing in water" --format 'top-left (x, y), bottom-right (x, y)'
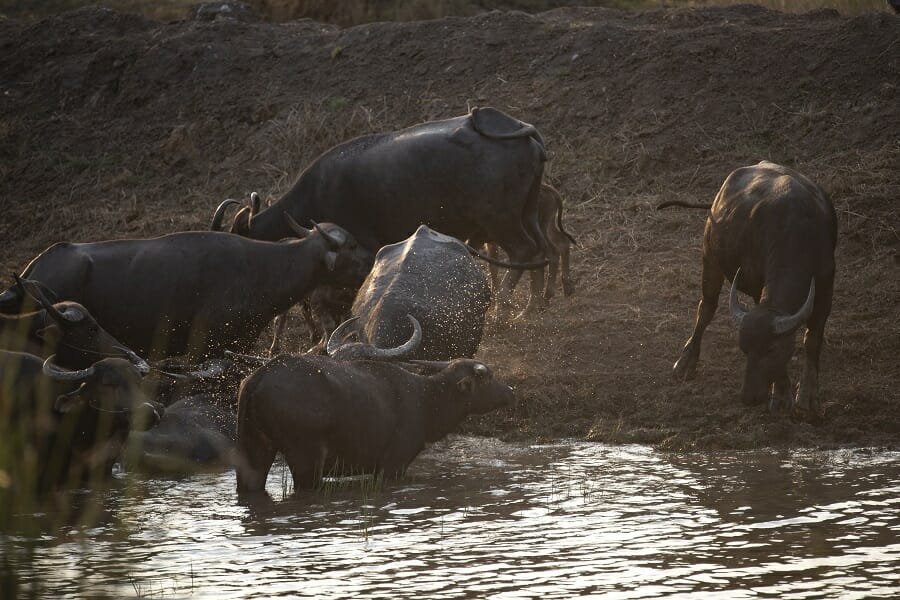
top-left (235, 356), bottom-right (514, 493)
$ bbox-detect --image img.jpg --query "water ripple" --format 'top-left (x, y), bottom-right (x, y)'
top-left (2, 440), bottom-right (898, 599)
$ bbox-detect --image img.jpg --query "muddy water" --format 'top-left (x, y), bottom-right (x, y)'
top-left (2, 438), bottom-right (899, 598)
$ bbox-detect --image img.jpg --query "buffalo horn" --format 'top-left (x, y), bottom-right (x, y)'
top-left (210, 199), bottom-right (242, 231)
top-left (473, 363), bottom-right (489, 377)
top-left (772, 277), bottom-right (816, 335)
top-left (16, 275), bottom-right (74, 323)
top-left (188, 358), bottom-right (231, 379)
top-left (311, 221), bottom-right (346, 247)
top-left (113, 345), bottom-right (151, 375)
top-left (223, 349), bottom-right (270, 366)
top-left (42, 355), bottom-right (96, 382)
top-left (154, 369), bottom-right (190, 380)
top-left (407, 359), bottom-right (452, 372)
top-left (326, 316), bottom-right (362, 356)
top-left (728, 268), bottom-right (750, 327)
top-left (366, 314), bottom-right (423, 359)
top-left (250, 192), bottom-right (261, 216)
top-left (284, 213), bottom-right (313, 238)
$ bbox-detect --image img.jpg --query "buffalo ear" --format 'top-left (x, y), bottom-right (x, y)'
top-left (324, 251), bottom-right (338, 271)
top-left (456, 377), bottom-right (474, 394)
top-left (36, 325), bottom-right (61, 344)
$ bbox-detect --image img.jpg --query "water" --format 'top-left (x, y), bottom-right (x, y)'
top-left (2, 438), bottom-right (899, 599)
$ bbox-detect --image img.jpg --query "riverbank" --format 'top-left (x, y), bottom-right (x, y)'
top-left (1, 4), bottom-right (897, 449)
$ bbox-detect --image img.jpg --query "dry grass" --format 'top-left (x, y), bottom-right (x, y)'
top-left (248, 98), bottom-right (393, 201)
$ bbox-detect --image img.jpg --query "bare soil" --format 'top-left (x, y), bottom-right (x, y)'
top-left (1, 5), bottom-right (897, 450)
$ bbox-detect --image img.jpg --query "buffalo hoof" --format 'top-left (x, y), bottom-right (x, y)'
top-left (672, 355), bottom-right (697, 381)
top-left (791, 403), bottom-right (824, 424)
top-left (792, 384), bottom-right (823, 423)
top-left (768, 388), bottom-right (791, 414)
top-left (516, 300), bottom-right (546, 321)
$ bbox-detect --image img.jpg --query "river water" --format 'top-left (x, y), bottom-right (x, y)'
top-left (2, 438), bottom-right (898, 599)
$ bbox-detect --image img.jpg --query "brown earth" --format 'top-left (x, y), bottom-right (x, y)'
top-left (0, 4), bottom-right (897, 450)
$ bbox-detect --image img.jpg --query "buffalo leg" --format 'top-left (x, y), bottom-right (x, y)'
top-left (493, 235), bottom-right (530, 323)
top-left (269, 311), bottom-right (289, 356)
top-left (496, 262), bottom-right (545, 322)
top-left (283, 444), bottom-right (325, 490)
top-left (486, 242), bottom-right (501, 293)
top-left (311, 297), bottom-right (339, 352)
top-left (300, 299), bottom-right (319, 345)
top-left (236, 436), bottom-right (276, 494)
top-left (673, 254), bottom-right (724, 381)
top-left (543, 244), bottom-right (560, 303)
top-left (794, 276), bottom-right (833, 419)
top-left (560, 239), bottom-right (574, 297)
top-left (770, 373), bottom-right (792, 413)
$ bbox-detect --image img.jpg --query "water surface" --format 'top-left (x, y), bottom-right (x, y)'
top-left (3, 438), bottom-right (898, 598)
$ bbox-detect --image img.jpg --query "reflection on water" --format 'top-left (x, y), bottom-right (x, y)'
top-left (2, 438), bottom-right (899, 598)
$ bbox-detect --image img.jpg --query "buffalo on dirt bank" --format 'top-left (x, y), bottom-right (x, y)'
top-left (216, 107), bottom-right (550, 321)
top-left (659, 161), bottom-right (837, 417)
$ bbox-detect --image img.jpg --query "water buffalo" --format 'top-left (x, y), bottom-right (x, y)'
top-left (658, 161), bottom-right (837, 416)
top-left (124, 394), bottom-right (236, 474)
top-left (0, 219), bottom-right (372, 359)
top-left (235, 356), bottom-right (514, 493)
top-left (476, 182), bottom-right (577, 302)
top-left (326, 226), bottom-right (491, 361)
top-left (215, 107), bottom-right (550, 321)
top-left (0, 350), bottom-right (163, 493)
top-left (0, 276), bottom-right (149, 372)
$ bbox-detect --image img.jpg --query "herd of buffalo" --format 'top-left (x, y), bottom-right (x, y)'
top-left (0, 106), bottom-right (836, 501)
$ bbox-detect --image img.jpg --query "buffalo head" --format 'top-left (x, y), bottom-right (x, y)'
top-left (283, 214), bottom-right (374, 288)
top-left (411, 358), bottom-right (516, 416)
top-left (43, 355), bottom-right (164, 431)
top-left (18, 276), bottom-right (150, 373)
top-left (729, 269), bottom-right (815, 406)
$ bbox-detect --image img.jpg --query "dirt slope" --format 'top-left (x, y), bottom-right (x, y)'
top-left (0, 5), bottom-right (897, 449)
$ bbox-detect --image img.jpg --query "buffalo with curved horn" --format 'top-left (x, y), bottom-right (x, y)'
top-left (0, 276), bottom-right (149, 372)
top-left (1, 215), bottom-right (373, 359)
top-left (213, 107), bottom-right (550, 322)
top-left (235, 355), bottom-right (514, 494)
top-left (326, 314), bottom-right (422, 361)
top-left (658, 161), bottom-right (836, 417)
top-left (0, 350), bottom-right (163, 495)
top-left (326, 226), bottom-right (494, 362)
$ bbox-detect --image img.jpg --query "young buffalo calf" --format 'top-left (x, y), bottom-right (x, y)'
top-left (235, 356), bottom-right (514, 493)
